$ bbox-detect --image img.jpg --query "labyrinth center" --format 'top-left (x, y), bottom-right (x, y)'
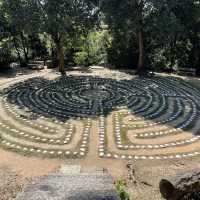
top-left (0, 75), bottom-right (200, 160)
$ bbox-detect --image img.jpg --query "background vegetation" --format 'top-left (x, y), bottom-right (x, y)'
top-left (0, 0), bottom-right (200, 75)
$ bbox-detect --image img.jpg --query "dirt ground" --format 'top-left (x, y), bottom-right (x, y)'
top-left (0, 166), bottom-right (25, 200)
top-left (1, 149), bottom-right (200, 200)
top-left (0, 67), bottom-right (200, 200)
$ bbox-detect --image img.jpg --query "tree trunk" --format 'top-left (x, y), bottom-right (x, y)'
top-left (137, 29), bottom-right (145, 75)
top-left (160, 169), bottom-right (200, 200)
top-left (13, 37), bottom-right (22, 66)
top-left (86, 34), bottom-right (90, 67)
top-left (56, 41), bottom-right (65, 74)
top-left (170, 41), bottom-right (175, 71)
top-left (20, 32), bottom-right (29, 64)
top-left (170, 35), bottom-right (178, 72)
top-left (86, 40), bottom-right (90, 67)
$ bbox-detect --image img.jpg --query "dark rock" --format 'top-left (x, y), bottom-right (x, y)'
top-left (159, 169), bottom-right (200, 200)
top-left (15, 165), bottom-right (120, 200)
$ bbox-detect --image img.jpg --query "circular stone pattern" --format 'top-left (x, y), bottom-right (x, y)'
top-left (4, 76), bottom-right (138, 118)
top-left (0, 75), bottom-right (200, 160)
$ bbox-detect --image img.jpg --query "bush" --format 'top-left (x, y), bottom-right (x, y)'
top-left (74, 51), bottom-right (88, 66)
top-left (107, 32), bottom-right (138, 69)
top-left (115, 180), bottom-right (130, 200)
top-left (0, 43), bottom-right (13, 70)
top-left (71, 30), bottom-right (109, 67)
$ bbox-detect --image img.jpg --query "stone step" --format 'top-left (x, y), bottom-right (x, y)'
top-left (59, 165), bottom-right (81, 174)
top-left (15, 166), bottom-right (120, 200)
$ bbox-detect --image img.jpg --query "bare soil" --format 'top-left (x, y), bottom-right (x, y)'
top-left (0, 68), bottom-right (200, 200)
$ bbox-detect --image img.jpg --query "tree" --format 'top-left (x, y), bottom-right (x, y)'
top-left (36, 0), bottom-right (98, 73)
top-left (175, 0), bottom-right (200, 70)
top-left (101, 0), bottom-right (200, 75)
top-left (150, 0), bottom-right (200, 71)
top-left (1, 0), bottom-right (41, 66)
top-left (101, 0), bottom-right (148, 75)
top-left (1, 0), bottom-right (200, 74)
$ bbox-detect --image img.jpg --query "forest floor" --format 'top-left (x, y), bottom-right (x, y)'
top-left (0, 66), bottom-right (200, 200)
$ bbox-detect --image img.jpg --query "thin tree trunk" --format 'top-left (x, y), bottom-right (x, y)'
top-left (56, 41), bottom-right (65, 73)
top-left (13, 38), bottom-right (22, 66)
top-left (170, 34), bottom-right (178, 71)
top-left (20, 32), bottom-right (29, 64)
top-left (86, 40), bottom-right (90, 67)
top-left (86, 33), bottom-right (90, 67)
top-left (137, 29), bottom-right (145, 75)
top-left (170, 42), bottom-right (175, 71)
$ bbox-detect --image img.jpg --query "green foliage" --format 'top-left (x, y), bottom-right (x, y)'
top-left (74, 51), bottom-right (87, 66)
top-left (29, 34), bottom-right (48, 60)
top-left (69, 29), bottom-right (109, 66)
top-left (0, 0), bottom-right (200, 73)
top-left (102, 0), bottom-right (200, 71)
top-left (107, 32), bottom-right (138, 68)
top-left (0, 40), bottom-right (13, 68)
top-left (35, 0), bottom-right (99, 71)
top-left (0, 0), bottom-right (42, 65)
top-left (115, 180), bottom-right (130, 200)
top-left (83, 30), bottom-right (109, 66)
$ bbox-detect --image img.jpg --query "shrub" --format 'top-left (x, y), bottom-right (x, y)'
top-left (0, 42), bottom-right (13, 70)
top-left (115, 180), bottom-right (130, 200)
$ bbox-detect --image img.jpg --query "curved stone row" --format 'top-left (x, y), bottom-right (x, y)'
top-left (98, 114), bottom-right (200, 160)
top-left (98, 77), bottom-right (200, 160)
top-left (111, 96), bottom-right (199, 150)
top-left (113, 112), bottom-right (200, 150)
top-left (0, 87), bottom-right (92, 158)
top-left (2, 99), bottom-right (75, 145)
top-left (5, 76), bottom-right (194, 119)
top-left (122, 99), bottom-right (197, 137)
top-left (5, 77), bottom-right (131, 117)
top-left (1, 75), bottom-right (200, 160)
top-left (0, 117), bottom-right (91, 158)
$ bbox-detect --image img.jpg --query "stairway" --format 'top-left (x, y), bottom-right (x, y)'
top-left (15, 165), bottom-right (120, 200)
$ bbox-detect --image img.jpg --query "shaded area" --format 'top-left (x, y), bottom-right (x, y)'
top-left (2, 74), bottom-right (200, 135)
top-left (0, 66), bottom-right (43, 79)
top-left (2, 75), bottom-right (138, 121)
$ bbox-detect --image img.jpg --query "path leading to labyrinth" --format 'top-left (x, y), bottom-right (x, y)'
top-left (0, 70), bottom-right (200, 161)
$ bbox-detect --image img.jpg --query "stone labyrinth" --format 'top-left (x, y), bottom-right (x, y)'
top-left (0, 75), bottom-right (200, 160)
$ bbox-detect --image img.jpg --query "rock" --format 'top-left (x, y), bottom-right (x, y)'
top-left (15, 165), bottom-right (120, 200)
top-left (159, 169), bottom-right (200, 200)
